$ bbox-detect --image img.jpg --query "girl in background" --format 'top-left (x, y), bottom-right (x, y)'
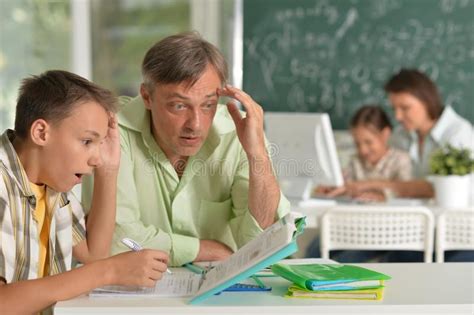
top-left (316, 105), bottom-right (412, 202)
top-left (308, 105), bottom-right (411, 261)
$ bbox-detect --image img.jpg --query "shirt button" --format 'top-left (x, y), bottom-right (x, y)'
top-left (28, 196), bottom-right (36, 207)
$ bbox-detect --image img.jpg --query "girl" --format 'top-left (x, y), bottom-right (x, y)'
top-left (317, 105), bottom-right (412, 201)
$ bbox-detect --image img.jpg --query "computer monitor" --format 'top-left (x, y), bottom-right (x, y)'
top-left (264, 112), bottom-right (344, 200)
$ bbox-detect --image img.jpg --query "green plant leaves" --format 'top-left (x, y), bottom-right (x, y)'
top-left (430, 145), bottom-right (474, 176)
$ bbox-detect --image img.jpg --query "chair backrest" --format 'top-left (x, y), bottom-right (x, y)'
top-left (436, 209), bottom-right (474, 263)
top-left (320, 205), bottom-right (435, 262)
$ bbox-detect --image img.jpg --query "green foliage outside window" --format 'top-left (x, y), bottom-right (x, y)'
top-left (91, 0), bottom-right (190, 96)
top-left (0, 0), bottom-right (70, 130)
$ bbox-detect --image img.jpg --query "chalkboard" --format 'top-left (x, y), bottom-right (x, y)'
top-left (243, 0), bottom-right (474, 129)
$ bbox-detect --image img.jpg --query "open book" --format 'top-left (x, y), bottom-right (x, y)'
top-left (90, 213), bottom-right (305, 304)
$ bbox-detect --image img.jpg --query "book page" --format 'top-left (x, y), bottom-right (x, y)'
top-left (197, 213), bottom-right (298, 294)
top-left (90, 272), bottom-right (201, 297)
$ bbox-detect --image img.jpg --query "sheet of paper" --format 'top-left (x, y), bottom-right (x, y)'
top-left (90, 272), bottom-right (201, 297)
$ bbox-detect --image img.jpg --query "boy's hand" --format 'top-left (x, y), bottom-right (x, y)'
top-left (98, 113), bottom-right (121, 173)
top-left (107, 250), bottom-right (169, 287)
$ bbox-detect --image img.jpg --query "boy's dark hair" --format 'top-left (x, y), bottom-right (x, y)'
top-left (350, 105), bottom-right (393, 131)
top-left (142, 31), bottom-right (228, 91)
top-left (14, 70), bottom-right (117, 139)
top-left (384, 68), bottom-right (444, 120)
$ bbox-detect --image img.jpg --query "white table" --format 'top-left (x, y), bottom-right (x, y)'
top-left (291, 197), bottom-right (473, 228)
top-left (55, 262), bottom-right (474, 314)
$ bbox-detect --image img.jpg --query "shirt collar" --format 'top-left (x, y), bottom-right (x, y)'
top-left (406, 106), bottom-right (455, 145)
top-left (0, 130), bottom-right (66, 208)
top-left (430, 106), bottom-right (457, 142)
top-left (0, 130), bottom-right (35, 197)
top-left (361, 148), bottom-right (393, 172)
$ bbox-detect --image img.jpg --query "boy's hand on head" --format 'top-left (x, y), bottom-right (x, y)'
top-left (218, 85), bottom-right (266, 159)
top-left (107, 249), bottom-right (169, 287)
top-left (98, 113), bottom-right (121, 173)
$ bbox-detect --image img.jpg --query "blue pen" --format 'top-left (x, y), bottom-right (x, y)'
top-left (121, 238), bottom-right (172, 274)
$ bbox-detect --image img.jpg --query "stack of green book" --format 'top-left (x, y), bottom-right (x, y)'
top-left (271, 263), bottom-right (391, 300)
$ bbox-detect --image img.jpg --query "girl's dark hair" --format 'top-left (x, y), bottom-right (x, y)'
top-left (350, 105), bottom-right (392, 131)
top-left (384, 68), bottom-right (444, 120)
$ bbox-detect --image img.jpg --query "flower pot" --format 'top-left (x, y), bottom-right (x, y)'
top-left (430, 175), bottom-right (472, 208)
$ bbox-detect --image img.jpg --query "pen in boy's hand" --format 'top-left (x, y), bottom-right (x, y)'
top-left (121, 238), bottom-right (172, 274)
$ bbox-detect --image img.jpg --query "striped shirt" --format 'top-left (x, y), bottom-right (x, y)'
top-left (0, 130), bottom-right (86, 284)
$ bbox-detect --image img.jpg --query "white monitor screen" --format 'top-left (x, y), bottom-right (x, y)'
top-left (264, 112), bottom-right (344, 199)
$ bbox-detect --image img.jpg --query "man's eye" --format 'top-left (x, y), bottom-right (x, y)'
top-left (173, 104), bottom-right (186, 110)
top-left (82, 139), bottom-right (92, 146)
top-left (202, 103), bottom-right (216, 111)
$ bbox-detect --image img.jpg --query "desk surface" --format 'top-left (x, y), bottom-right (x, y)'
top-left (55, 262), bottom-right (474, 314)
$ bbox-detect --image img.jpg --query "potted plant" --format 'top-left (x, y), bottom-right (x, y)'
top-left (429, 145), bottom-right (474, 208)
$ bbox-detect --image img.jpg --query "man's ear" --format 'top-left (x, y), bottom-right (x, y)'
top-left (140, 83), bottom-right (153, 110)
top-left (30, 119), bottom-right (50, 146)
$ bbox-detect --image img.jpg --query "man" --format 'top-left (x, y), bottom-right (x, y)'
top-left (82, 32), bottom-right (290, 266)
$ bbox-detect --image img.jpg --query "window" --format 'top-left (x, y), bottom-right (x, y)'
top-left (0, 0), bottom-right (71, 131)
top-left (90, 0), bottom-right (190, 96)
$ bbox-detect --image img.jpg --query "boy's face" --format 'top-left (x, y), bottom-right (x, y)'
top-left (141, 65), bottom-right (221, 164)
top-left (39, 101), bottom-right (109, 192)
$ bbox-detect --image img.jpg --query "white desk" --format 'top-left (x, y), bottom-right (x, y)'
top-left (291, 198), bottom-right (473, 228)
top-left (55, 262), bottom-right (474, 314)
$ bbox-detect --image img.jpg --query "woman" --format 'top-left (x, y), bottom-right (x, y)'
top-left (339, 69), bottom-right (473, 199)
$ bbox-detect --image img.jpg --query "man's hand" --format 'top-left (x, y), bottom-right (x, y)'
top-left (98, 113), bottom-right (121, 173)
top-left (218, 85), bottom-right (266, 158)
top-left (194, 240), bottom-right (233, 262)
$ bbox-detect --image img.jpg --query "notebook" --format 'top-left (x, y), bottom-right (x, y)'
top-left (286, 285), bottom-right (385, 300)
top-left (271, 263), bottom-right (391, 291)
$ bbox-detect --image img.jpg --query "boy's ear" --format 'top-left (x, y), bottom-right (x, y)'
top-left (30, 119), bottom-right (50, 146)
top-left (140, 83), bottom-right (153, 110)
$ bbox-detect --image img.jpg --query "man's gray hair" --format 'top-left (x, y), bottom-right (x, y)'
top-left (142, 31), bottom-right (228, 90)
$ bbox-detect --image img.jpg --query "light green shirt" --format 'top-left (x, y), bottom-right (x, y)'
top-left (390, 106), bottom-right (473, 178)
top-left (82, 96), bottom-right (290, 266)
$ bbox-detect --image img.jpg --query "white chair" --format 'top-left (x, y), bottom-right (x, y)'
top-left (436, 209), bottom-right (474, 262)
top-left (320, 205), bottom-right (435, 262)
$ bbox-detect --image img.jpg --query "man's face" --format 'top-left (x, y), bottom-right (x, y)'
top-left (141, 66), bottom-right (221, 163)
top-left (40, 101), bottom-right (109, 192)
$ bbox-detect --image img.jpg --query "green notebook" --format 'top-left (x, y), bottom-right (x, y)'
top-left (271, 264), bottom-right (391, 291)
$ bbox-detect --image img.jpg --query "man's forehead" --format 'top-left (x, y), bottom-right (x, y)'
top-left (158, 83), bottom-right (219, 98)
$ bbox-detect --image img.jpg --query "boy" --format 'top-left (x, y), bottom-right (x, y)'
top-left (0, 70), bottom-right (169, 314)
